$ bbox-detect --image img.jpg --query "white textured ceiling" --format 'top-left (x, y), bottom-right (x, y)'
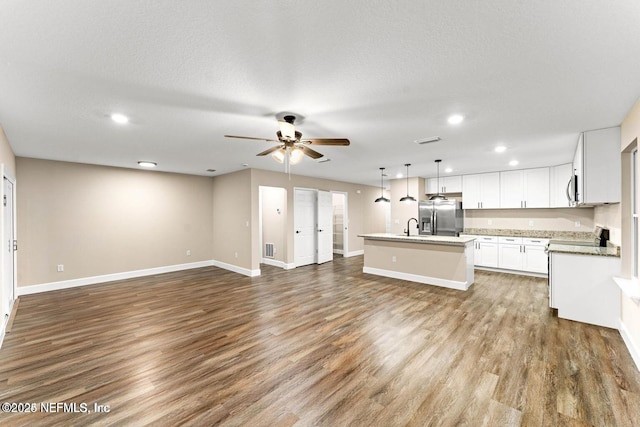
top-left (1, 1), bottom-right (639, 186)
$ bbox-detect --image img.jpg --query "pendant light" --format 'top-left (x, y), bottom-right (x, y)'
top-left (374, 167), bottom-right (390, 203)
top-left (399, 163), bottom-right (416, 203)
top-left (429, 159), bottom-right (447, 201)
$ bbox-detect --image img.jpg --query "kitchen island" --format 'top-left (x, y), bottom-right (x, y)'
top-left (358, 233), bottom-right (476, 290)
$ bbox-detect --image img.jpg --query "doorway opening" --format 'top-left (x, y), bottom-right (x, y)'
top-left (259, 186), bottom-right (288, 269)
top-left (332, 192), bottom-right (348, 256)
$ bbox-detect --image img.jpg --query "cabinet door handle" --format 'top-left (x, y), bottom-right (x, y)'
top-left (524, 201), bottom-right (527, 208)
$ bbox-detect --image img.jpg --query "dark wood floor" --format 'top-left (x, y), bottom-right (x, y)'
top-left (1, 256), bottom-right (639, 426)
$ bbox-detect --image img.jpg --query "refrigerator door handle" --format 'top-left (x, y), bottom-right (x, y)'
top-left (432, 210), bottom-right (436, 235)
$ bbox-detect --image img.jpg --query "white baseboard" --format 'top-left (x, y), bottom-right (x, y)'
top-left (212, 260), bottom-right (260, 277)
top-left (474, 266), bottom-right (547, 278)
top-left (345, 250), bottom-right (364, 257)
top-left (16, 259), bottom-right (264, 296)
top-left (0, 321), bottom-right (5, 349)
top-left (620, 320), bottom-right (640, 372)
top-left (261, 258), bottom-right (286, 269)
top-left (333, 249), bottom-right (344, 255)
top-left (362, 266), bottom-right (472, 291)
top-left (261, 258), bottom-right (302, 270)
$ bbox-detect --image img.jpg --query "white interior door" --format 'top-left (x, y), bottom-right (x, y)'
top-left (2, 177), bottom-right (15, 325)
top-left (294, 189), bottom-right (316, 267)
top-left (317, 191), bottom-right (333, 264)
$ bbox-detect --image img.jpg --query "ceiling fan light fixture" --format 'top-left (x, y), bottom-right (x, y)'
top-left (278, 120), bottom-right (296, 140)
top-left (289, 147), bottom-right (304, 164)
top-left (272, 148), bottom-right (285, 163)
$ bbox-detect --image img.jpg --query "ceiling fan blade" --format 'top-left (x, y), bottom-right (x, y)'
top-left (299, 145), bottom-right (324, 159)
top-left (224, 135), bottom-right (278, 142)
top-left (256, 146), bottom-right (283, 156)
top-left (301, 138), bottom-right (350, 146)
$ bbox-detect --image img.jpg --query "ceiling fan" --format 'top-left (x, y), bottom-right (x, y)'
top-left (224, 115), bottom-right (350, 173)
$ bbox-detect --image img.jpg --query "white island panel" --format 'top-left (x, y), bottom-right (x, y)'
top-left (359, 234), bottom-right (475, 290)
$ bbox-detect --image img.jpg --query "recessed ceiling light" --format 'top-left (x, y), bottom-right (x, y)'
top-left (242, 163), bottom-right (249, 167)
top-left (495, 145), bottom-right (507, 153)
top-left (445, 167), bottom-right (453, 173)
top-left (396, 173), bottom-right (403, 179)
top-left (447, 114), bottom-right (464, 125)
top-left (509, 160), bottom-right (519, 166)
top-left (110, 113), bottom-right (129, 124)
top-left (206, 169), bottom-right (216, 173)
top-left (138, 161), bottom-right (157, 168)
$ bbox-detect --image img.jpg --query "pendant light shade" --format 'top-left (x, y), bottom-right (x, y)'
top-left (429, 159), bottom-right (448, 201)
top-left (374, 167), bottom-right (390, 203)
top-left (399, 163), bottom-right (416, 203)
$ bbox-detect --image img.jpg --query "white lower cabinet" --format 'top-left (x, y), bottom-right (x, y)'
top-left (464, 234), bottom-right (548, 275)
top-left (522, 238), bottom-right (549, 273)
top-left (477, 241), bottom-right (499, 268)
top-left (550, 251), bottom-right (620, 328)
top-left (498, 237), bottom-right (523, 270)
top-left (462, 235), bottom-right (498, 268)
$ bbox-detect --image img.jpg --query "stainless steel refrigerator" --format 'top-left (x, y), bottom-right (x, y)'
top-left (418, 200), bottom-right (464, 236)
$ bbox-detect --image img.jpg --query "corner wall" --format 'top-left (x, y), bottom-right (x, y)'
top-left (0, 126), bottom-right (16, 177)
top-left (211, 169), bottom-right (254, 274)
top-left (620, 97), bottom-right (640, 369)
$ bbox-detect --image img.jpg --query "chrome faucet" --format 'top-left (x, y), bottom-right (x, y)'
top-left (406, 218), bottom-right (418, 236)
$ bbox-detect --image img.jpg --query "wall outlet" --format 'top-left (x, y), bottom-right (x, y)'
top-left (575, 220), bottom-right (581, 228)
top-left (488, 219), bottom-right (493, 225)
top-left (186, 250), bottom-right (191, 256)
top-left (245, 221), bottom-right (249, 227)
top-left (57, 264), bottom-right (64, 272)
top-left (392, 256), bottom-right (397, 263)
top-left (394, 219), bottom-right (399, 224)
top-left (529, 220), bottom-right (534, 226)
top-left (235, 251), bottom-right (238, 259)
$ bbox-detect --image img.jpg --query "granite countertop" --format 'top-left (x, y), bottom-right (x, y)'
top-left (358, 233), bottom-right (475, 246)
top-left (547, 243), bottom-right (620, 257)
top-left (463, 228), bottom-right (595, 241)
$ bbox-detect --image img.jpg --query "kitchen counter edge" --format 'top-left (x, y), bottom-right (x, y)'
top-left (547, 243), bottom-right (620, 257)
top-left (358, 233), bottom-right (475, 246)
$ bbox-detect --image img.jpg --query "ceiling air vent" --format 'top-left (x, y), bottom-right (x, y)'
top-left (414, 136), bottom-right (441, 145)
top-left (316, 158), bottom-right (331, 163)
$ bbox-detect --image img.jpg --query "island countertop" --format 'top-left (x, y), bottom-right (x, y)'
top-left (358, 233), bottom-right (475, 246)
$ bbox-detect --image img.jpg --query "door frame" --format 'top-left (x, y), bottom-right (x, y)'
top-left (293, 187), bottom-right (318, 267)
top-left (331, 191), bottom-right (349, 256)
top-left (1, 164), bottom-right (16, 330)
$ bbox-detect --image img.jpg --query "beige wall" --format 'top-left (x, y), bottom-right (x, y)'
top-left (620, 97), bottom-right (640, 363)
top-left (212, 169), bottom-right (252, 270)
top-left (464, 208), bottom-right (595, 232)
top-left (0, 126), bottom-right (16, 177)
top-left (249, 169), bottom-right (386, 270)
top-left (17, 158), bottom-right (214, 287)
top-left (260, 186), bottom-right (286, 263)
top-left (593, 203), bottom-right (622, 245)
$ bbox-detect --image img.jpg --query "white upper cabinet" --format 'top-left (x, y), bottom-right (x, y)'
top-left (574, 127), bottom-right (621, 205)
top-left (462, 172), bottom-right (500, 209)
top-left (549, 163), bottom-right (573, 208)
top-left (425, 176), bottom-right (462, 194)
top-left (499, 168), bottom-right (550, 208)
